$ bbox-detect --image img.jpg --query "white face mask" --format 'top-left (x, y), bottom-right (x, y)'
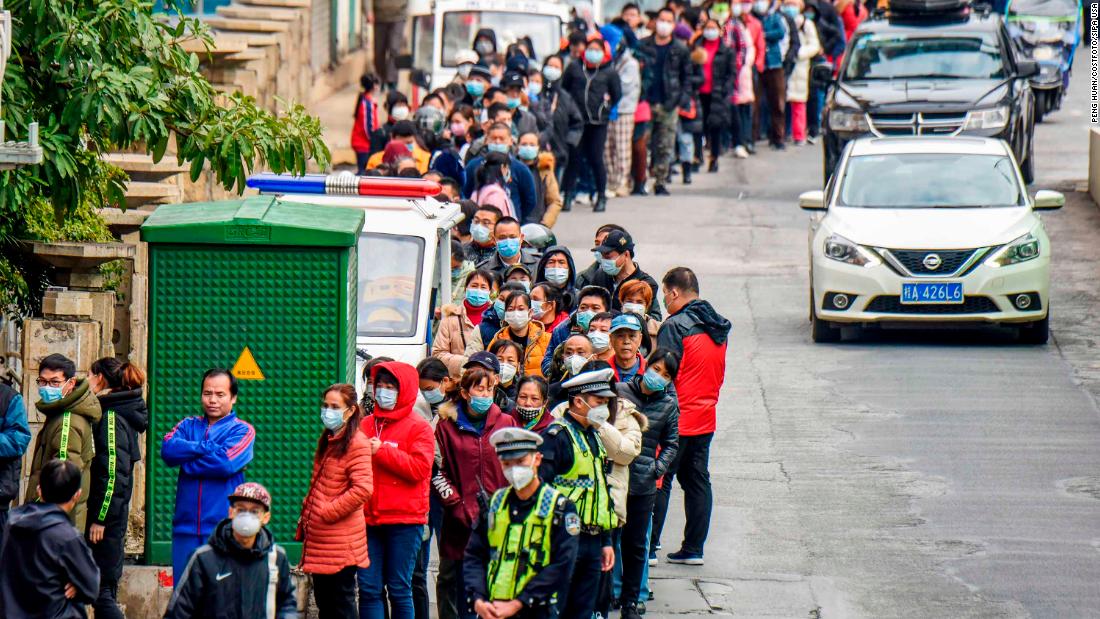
top-left (390, 106), bottom-right (410, 121)
top-left (505, 310), bottom-right (531, 330)
top-left (503, 464), bottom-right (535, 490)
top-left (588, 330), bottom-right (610, 352)
top-left (655, 21), bottom-right (675, 37)
top-left (585, 401), bottom-right (611, 427)
top-left (566, 354), bottom-right (588, 375)
top-left (232, 511), bottom-right (262, 537)
top-left (499, 362), bottom-right (518, 385)
top-left (622, 302), bottom-right (646, 316)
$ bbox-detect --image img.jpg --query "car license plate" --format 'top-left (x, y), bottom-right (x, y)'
top-left (901, 282), bottom-right (963, 305)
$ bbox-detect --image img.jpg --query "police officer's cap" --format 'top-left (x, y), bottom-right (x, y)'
top-left (562, 367), bottom-right (617, 398)
top-left (490, 427), bottom-right (543, 460)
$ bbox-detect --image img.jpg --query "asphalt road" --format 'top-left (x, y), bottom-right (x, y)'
top-left (552, 49), bottom-right (1100, 618)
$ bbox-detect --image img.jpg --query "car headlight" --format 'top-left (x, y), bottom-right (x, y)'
top-left (985, 233), bottom-right (1040, 268)
top-left (823, 234), bottom-right (880, 267)
top-left (827, 109), bottom-right (869, 133)
top-left (964, 106), bottom-right (1009, 130)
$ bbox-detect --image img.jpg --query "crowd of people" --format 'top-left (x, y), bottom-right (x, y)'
top-left (350, 0), bottom-right (867, 215)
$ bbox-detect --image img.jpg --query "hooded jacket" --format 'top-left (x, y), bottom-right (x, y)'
top-left (473, 28), bottom-right (498, 62)
top-left (534, 84), bottom-right (584, 166)
top-left (89, 387), bottom-right (148, 528)
top-left (534, 245), bottom-right (578, 311)
top-left (575, 260), bottom-right (663, 321)
top-left (618, 377), bottom-right (679, 496)
top-left (161, 412), bottom-right (255, 539)
top-left (433, 304), bottom-right (477, 377)
top-left (0, 502), bottom-right (100, 618)
top-left (433, 399), bottom-right (517, 561)
top-left (165, 519), bottom-right (297, 619)
top-left (657, 299), bottom-right (731, 436)
top-left (561, 53), bottom-right (623, 125)
top-left (361, 362), bottom-right (434, 526)
top-left (26, 379), bottom-right (102, 532)
top-left (0, 385), bottom-right (31, 509)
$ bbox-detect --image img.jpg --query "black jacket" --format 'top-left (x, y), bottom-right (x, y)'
top-left (534, 245), bottom-right (579, 311)
top-left (164, 519), bottom-right (298, 619)
top-left (89, 388), bottom-right (148, 528)
top-left (807, 0), bottom-right (846, 58)
top-left (534, 86), bottom-right (584, 165)
top-left (618, 378), bottom-right (679, 496)
top-left (0, 503), bottom-right (100, 618)
top-left (636, 36), bottom-right (692, 109)
top-left (0, 384), bottom-right (30, 509)
top-left (575, 261), bottom-right (663, 321)
top-left (695, 38), bottom-right (737, 129)
top-left (560, 61), bottom-right (622, 126)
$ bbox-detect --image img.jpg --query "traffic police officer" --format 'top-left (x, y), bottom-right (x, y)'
top-left (464, 427), bottom-right (580, 618)
top-left (538, 367), bottom-right (618, 618)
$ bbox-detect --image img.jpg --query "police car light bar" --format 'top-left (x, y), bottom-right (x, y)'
top-left (247, 173), bottom-right (441, 198)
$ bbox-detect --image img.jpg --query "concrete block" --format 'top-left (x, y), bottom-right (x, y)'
top-left (21, 319), bottom-right (101, 403)
top-left (42, 291), bottom-right (94, 318)
top-left (54, 270), bottom-right (106, 290)
top-left (88, 290), bottom-right (117, 359)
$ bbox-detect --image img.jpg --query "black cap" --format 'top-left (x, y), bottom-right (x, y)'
top-left (464, 351), bottom-right (501, 374)
top-left (501, 70), bottom-right (526, 90)
top-left (593, 229), bottom-right (634, 255)
top-left (468, 63), bottom-right (493, 82)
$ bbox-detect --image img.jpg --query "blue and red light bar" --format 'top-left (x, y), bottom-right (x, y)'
top-left (247, 173), bottom-right (441, 198)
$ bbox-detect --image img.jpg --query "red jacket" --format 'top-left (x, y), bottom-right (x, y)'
top-left (351, 93), bottom-right (379, 154)
top-left (433, 400), bottom-right (517, 561)
top-left (744, 15), bottom-right (766, 74)
top-left (656, 299), bottom-right (731, 437)
top-left (361, 361), bottom-right (434, 526)
top-left (297, 429), bottom-right (372, 574)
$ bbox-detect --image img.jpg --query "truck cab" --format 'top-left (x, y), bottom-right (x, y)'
top-left (246, 174), bottom-right (463, 386)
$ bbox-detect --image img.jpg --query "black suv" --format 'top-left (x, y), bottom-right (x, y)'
top-left (818, 6), bottom-right (1039, 184)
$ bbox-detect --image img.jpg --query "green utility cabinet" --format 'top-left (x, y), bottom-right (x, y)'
top-left (141, 197), bottom-right (364, 565)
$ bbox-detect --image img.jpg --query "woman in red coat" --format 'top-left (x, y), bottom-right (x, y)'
top-left (358, 361), bottom-right (435, 619)
top-left (432, 366), bottom-right (518, 619)
top-left (298, 384), bottom-right (373, 618)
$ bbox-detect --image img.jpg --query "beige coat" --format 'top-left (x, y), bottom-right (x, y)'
top-left (432, 304), bottom-right (476, 377)
top-left (550, 399), bottom-right (647, 525)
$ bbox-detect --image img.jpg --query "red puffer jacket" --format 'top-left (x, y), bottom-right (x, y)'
top-left (361, 361), bottom-right (434, 526)
top-left (656, 299), bottom-right (731, 437)
top-left (297, 428), bottom-right (373, 574)
top-left (433, 400), bottom-right (517, 561)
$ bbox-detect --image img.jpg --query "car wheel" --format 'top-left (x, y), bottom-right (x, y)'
top-left (1018, 311), bottom-right (1050, 345)
top-left (1020, 128), bottom-right (1035, 185)
top-left (810, 291), bottom-right (841, 343)
top-left (1034, 94), bottom-right (1046, 123)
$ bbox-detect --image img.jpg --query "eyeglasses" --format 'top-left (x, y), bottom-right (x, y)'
top-left (36, 378), bottom-right (67, 387)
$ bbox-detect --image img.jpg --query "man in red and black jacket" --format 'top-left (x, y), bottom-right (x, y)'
top-left (650, 266), bottom-right (730, 566)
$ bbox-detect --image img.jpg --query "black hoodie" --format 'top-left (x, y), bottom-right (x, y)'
top-left (165, 519), bottom-right (298, 619)
top-left (89, 387), bottom-right (148, 528)
top-left (534, 245), bottom-right (579, 311)
top-left (0, 502), bottom-right (100, 618)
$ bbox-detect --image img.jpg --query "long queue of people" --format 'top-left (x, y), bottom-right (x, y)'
top-left (349, 0), bottom-right (867, 216)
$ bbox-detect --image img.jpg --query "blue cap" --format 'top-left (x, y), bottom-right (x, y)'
top-left (610, 313), bottom-right (642, 333)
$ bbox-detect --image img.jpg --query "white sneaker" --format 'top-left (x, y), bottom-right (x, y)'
top-left (733, 146), bottom-right (749, 159)
top-left (807, 135), bottom-right (819, 145)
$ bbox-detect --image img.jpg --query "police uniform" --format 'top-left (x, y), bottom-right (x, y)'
top-left (464, 428), bottom-right (580, 618)
top-left (537, 369), bottom-right (618, 619)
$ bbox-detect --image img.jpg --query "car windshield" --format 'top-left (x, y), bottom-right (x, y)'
top-left (1008, 0), bottom-right (1078, 16)
top-left (441, 11), bottom-right (562, 67)
top-left (837, 153), bottom-right (1024, 208)
top-left (358, 233), bottom-right (425, 337)
top-left (845, 33), bottom-right (1006, 80)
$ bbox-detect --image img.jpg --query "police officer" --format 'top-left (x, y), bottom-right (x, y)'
top-left (464, 428), bottom-right (580, 618)
top-left (538, 367), bottom-right (618, 618)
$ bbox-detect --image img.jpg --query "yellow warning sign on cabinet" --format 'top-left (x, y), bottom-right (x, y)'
top-left (231, 346), bottom-right (265, 380)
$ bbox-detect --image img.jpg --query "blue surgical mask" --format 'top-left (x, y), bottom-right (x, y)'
top-left (781, 4), bottom-right (799, 17)
top-left (451, 266), bottom-right (463, 279)
top-left (642, 369), bottom-right (670, 392)
top-left (466, 81), bottom-right (486, 97)
top-left (486, 142), bottom-right (510, 154)
top-left (466, 288), bottom-right (490, 306)
top-left (320, 407), bottom-right (346, 431)
top-left (497, 238), bottom-right (521, 258)
top-left (38, 385), bottom-right (64, 404)
top-left (494, 298), bottom-right (506, 319)
top-left (405, 141), bottom-right (415, 153)
top-left (506, 97), bottom-right (521, 109)
top-left (753, 0), bottom-right (769, 13)
top-left (576, 310), bottom-right (596, 331)
top-left (599, 255), bottom-right (622, 276)
top-left (585, 49), bottom-right (605, 65)
top-left (545, 266), bottom-right (569, 285)
top-left (588, 330), bottom-right (610, 351)
top-left (471, 222), bottom-right (492, 244)
top-left (527, 83), bottom-right (542, 98)
top-left (517, 144), bottom-right (539, 161)
top-left (530, 300), bottom-right (545, 316)
top-left (543, 66), bottom-right (562, 82)
top-left (375, 387), bottom-right (398, 410)
top-left (469, 395), bottom-right (494, 416)
top-left (422, 388), bottom-right (445, 405)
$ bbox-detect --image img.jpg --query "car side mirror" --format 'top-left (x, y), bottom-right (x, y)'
top-left (799, 190), bottom-right (826, 210)
top-left (811, 62), bottom-right (835, 87)
top-left (1033, 189), bottom-right (1064, 210)
top-left (395, 54), bottom-right (414, 70)
top-left (1017, 60), bottom-right (1039, 78)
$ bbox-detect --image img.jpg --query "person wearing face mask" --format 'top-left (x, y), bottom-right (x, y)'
top-left (504, 264), bottom-right (534, 296)
top-left (638, 7), bottom-right (693, 196)
top-left (369, 91), bottom-right (409, 157)
top-left (534, 246), bottom-right (577, 310)
top-left (760, 0), bottom-right (794, 149)
top-left (744, 0), bottom-right (768, 149)
top-left (694, 17), bottom-right (737, 172)
top-left (509, 376), bottom-right (553, 432)
top-left (464, 64), bottom-right (494, 108)
top-left (162, 368), bottom-right (256, 587)
top-left (85, 357), bottom-right (148, 619)
top-left (532, 56), bottom-right (584, 177)
top-left (165, 482), bottom-right (298, 619)
top-left (435, 270), bottom-right (500, 376)
top-left (463, 204), bottom-right (502, 265)
top-left (433, 367), bottom-right (518, 619)
top-left (728, 1), bottom-right (757, 159)
top-left (489, 339), bottom-right (525, 411)
top-left (473, 28), bottom-right (499, 63)
top-left (453, 49), bottom-right (480, 84)
top-left (782, 0), bottom-right (820, 146)
top-left (463, 427), bottom-right (580, 619)
top-left (559, 34), bottom-right (622, 213)
top-left (609, 313), bottom-right (650, 382)
top-left (531, 283), bottom-right (569, 332)
top-left (601, 23), bottom-right (641, 199)
top-left (488, 291), bottom-right (552, 379)
top-left (618, 279), bottom-right (662, 342)
top-left (351, 74), bottom-right (380, 175)
top-left (501, 71), bottom-right (540, 137)
top-left (586, 228), bottom-right (663, 321)
top-left (541, 285), bottom-right (612, 377)
top-left (298, 384), bottom-right (372, 618)
top-left (25, 354), bottom-right (102, 534)
top-left (537, 366), bottom-right (619, 618)
top-left (545, 333), bottom-right (596, 406)
top-left (476, 216), bottom-right (541, 277)
top-left (470, 151), bottom-right (518, 219)
top-left (516, 132), bottom-right (563, 227)
top-left (449, 105), bottom-right (477, 161)
top-left (616, 348), bottom-right (681, 619)
top-left (449, 239), bottom-right (476, 305)
top-left (358, 362), bottom-right (435, 619)
top-left (416, 359), bottom-right (454, 619)
top-left (367, 120), bottom-right (431, 173)
top-left (463, 122), bottom-right (539, 223)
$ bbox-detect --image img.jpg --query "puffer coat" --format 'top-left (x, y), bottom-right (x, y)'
top-left (618, 376), bottom-right (680, 497)
top-left (297, 427), bottom-right (373, 574)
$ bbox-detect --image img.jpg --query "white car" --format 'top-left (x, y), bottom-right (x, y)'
top-left (801, 136), bottom-right (1064, 343)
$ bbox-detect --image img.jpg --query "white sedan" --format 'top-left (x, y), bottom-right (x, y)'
top-left (802, 136), bottom-right (1064, 343)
